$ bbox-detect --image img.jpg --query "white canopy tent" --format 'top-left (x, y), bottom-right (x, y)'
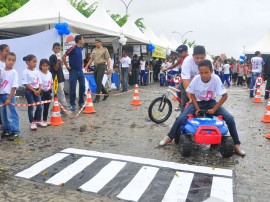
top-left (245, 29), bottom-right (270, 54)
top-left (85, 0), bottom-right (121, 40)
top-left (0, 0), bottom-right (119, 37)
top-left (121, 18), bottom-right (150, 44)
top-left (159, 33), bottom-right (174, 50)
top-left (144, 28), bottom-right (166, 48)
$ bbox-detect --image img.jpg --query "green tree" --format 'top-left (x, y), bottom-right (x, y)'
top-left (69, 0), bottom-right (97, 18)
top-left (135, 18), bottom-right (145, 32)
top-left (0, 0), bottom-right (28, 17)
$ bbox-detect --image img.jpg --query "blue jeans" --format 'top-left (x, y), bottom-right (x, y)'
top-left (122, 68), bottom-right (129, 91)
top-left (140, 70), bottom-right (147, 85)
top-left (223, 74), bottom-right (230, 86)
top-left (69, 70), bottom-right (85, 107)
top-left (168, 100), bottom-right (241, 145)
top-left (25, 89), bottom-right (42, 123)
top-left (218, 72), bottom-right (223, 81)
top-left (250, 72), bottom-right (261, 96)
top-left (0, 94), bottom-right (19, 134)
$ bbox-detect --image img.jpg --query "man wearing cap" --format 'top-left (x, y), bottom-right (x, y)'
top-left (86, 38), bottom-right (110, 103)
top-left (163, 45), bottom-right (189, 111)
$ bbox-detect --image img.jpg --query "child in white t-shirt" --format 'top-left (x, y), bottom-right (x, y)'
top-left (0, 52), bottom-right (20, 141)
top-left (140, 56), bottom-right (147, 86)
top-left (22, 54), bottom-right (46, 130)
top-left (159, 59), bottom-right (245, 156)
top-left (39, 59), bottom-right (53, 125)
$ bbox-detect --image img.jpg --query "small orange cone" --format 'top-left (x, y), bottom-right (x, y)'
top-left (253, 87), bottom-right (262, 103)
top-left (131, 84), bottom-right (142, 106)
top-left (50, 96), bottom-right (65, 126)
top-left (83, 90), bottom-right (96, 114)
top-left (261, 98), bottom-right (270, 122)
top-left (265, 134), bottom-right (270, 139)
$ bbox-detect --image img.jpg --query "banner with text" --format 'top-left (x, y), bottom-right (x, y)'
top-left (152, 45), bottom-right (166, 59)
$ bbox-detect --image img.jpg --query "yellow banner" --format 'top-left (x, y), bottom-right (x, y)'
top-left (152, 45), bottom-right (166, 59)
top-left (54, 75), bottom-right (58, 95)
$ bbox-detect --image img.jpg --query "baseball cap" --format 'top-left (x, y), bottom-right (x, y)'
top-left (176, 45), bottom-right (188, 53)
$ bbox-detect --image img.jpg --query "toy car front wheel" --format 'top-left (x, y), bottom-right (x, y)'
top-left (220, 136), bottom-right (234, 158)
top-left (179, 134), bottom-right (192, 157)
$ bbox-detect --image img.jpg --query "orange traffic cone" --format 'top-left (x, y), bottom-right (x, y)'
top-left (83, 90), bottom-right (96, 114)
top-left (131, 84), bottom-right (142, 106)
top-left (261, 98), bottom-right (270, 122)
top-left (50, 96), bottom-right (65, 126)
top-left (265, 134), bottom-right (270, 139)
top-left (253, 87), bottom-right (262, 103)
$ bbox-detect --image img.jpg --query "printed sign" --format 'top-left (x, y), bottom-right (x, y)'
top-left (256, 76), bottom-right (263, 86)
top-left (152, 45), bottom-right (166, 59)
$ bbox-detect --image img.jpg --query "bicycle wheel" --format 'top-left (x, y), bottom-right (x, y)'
top-left (148, 96), bottom-right (172, 124)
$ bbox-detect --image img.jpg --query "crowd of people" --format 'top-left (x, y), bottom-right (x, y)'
top-left (0, 34), bottom-right (268, 153)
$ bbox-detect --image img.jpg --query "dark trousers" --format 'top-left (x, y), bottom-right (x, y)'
top-left (237, 76), bottom-right (243, 86)
top-left (94, 64), bottom-right (108, 100)
top-left (41, 90), bottom-right (52, 121)
top-left (168, 100), bottom-right (241, 145)
top-left (69, 70), bottom-right (85, 107)
top-left (153, 68), bottom-right (160, 82)
top-left (265, 76), bottom-right (270, 99)
top-left (131, 68), bottom-right (140, 85)
top-left (25, 89), bottom-right (42, 123)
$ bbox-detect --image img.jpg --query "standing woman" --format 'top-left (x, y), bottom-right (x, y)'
top-left (140, 56), bottom-right (147, 86)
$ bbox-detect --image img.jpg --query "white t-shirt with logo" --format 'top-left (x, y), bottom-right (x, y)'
top-left (120, 56), bottom-right (131, 68)
top-left (0, 68), bottom-right (19, 94)
top-left (0, 61), bottom-right (5, 68)
top-left (251, 56), bottom-right (264, 73)
top-left (181, 55), bottom-right (199, 80)
top-left (186, 74), bottom-right (227, 102)
top-left (22, 68), bottom-right (42, 89)
top-left (40, 71), bottom-right (53, 91)
top-left (223, 64), bottom-right (230, 74)
top-left (140, 61), bottom-right (146, 71)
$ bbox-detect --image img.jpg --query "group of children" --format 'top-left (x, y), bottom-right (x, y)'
top-left (213, 56), bottom-right (251, 87)
top-left (0, 43), bottom-right (64, 141)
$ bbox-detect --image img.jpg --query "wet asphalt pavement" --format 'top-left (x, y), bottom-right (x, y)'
top-left (0, 82), bottom-right (270, 202)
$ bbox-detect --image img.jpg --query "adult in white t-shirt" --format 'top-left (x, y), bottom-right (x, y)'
top-left (120, 52), bottom-right (131, 92)
top-left (222, 60), bottom-right (231, 87)
top-left (180, 46), bottom-right (207, 111)
top-left (250, 51), bottom-right (264, 97)
top-left (140, 57), bottom-right (147, 86)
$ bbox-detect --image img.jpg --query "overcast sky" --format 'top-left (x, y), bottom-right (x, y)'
top-left (87, 0), bottom-right (270, 58)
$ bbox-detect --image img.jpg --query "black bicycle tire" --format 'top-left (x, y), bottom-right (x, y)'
top-left (148, 97), bottom-right (172, 124)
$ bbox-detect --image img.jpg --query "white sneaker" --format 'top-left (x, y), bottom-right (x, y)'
top-left (36, 121), bottom-right (47, 127)
top-left (30, 122), bottom-right (37, 131)
top-left (159, 136), bottom-right (173, 146)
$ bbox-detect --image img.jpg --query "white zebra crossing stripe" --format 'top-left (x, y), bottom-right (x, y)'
top-left (117, 166), bottom-right (159, 201)
top-left (15, 149), bottom-right (234, 202)
top-left (79, 161), bottom-right (127, 193)
top-left (61, 148), bottom-right (232, 177)
top-left (15, 153), bottom-right (69, 179)
top-left (46, 157), bottom-right (97, 185)
top-left (162, 172), bottom-right (194, 202)
top-left (205, 177), bottom-right (233, 202)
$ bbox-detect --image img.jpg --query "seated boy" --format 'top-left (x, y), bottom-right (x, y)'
top-left (159, 59), bottom-right (245, 156)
